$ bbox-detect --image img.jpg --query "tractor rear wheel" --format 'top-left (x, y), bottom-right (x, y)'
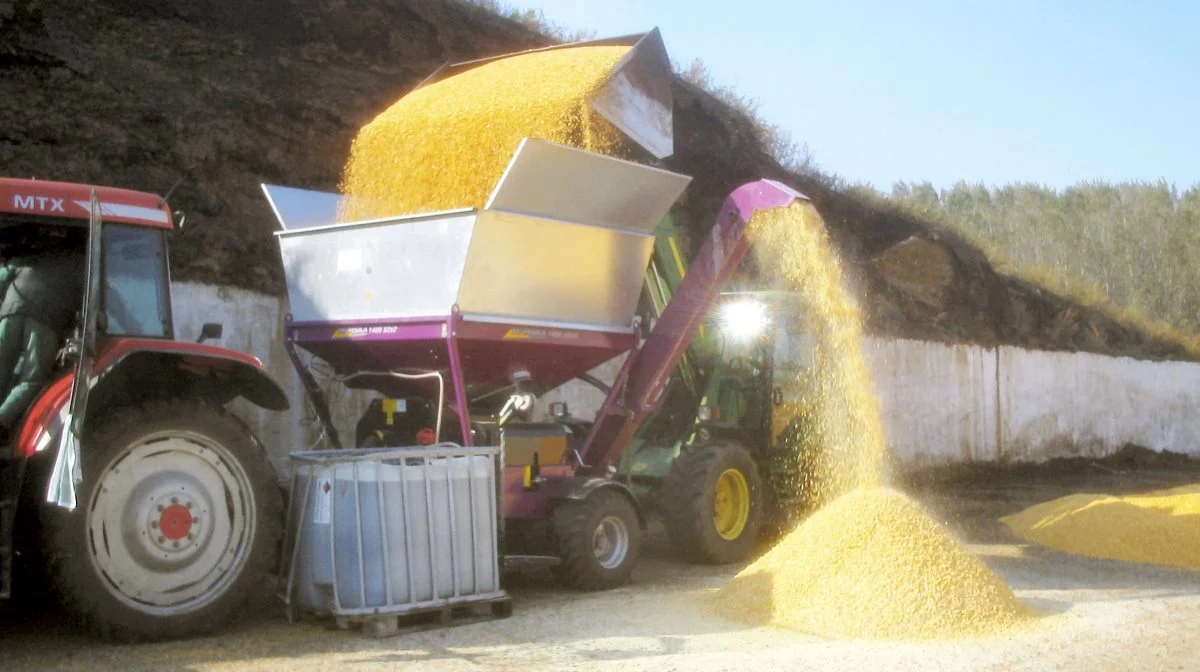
top-left (40, 398), bottom-right (283, 641)
top-left (661, 440), bottom-right (763, 564)
top-left (551, 488), bottom-right (641, 591)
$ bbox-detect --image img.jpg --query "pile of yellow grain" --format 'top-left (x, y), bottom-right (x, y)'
top-left (711, 487), bottom-right (1031, 639)
top-left (745, 200), bottom-right (887, 507)
top-left (338, 45), bottom-right (631, 221)
top-left (714, 202), bottom-right (1029, 640)
top-left (1001, 483), bottom-right (1200, 569)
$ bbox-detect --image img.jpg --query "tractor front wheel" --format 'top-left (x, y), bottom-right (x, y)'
top-left (40, 399), bottom-right (283, 641)
top-left (551, 488), bottom-right (641, 591)
top-left (661, 440), bottom-right (763, 564)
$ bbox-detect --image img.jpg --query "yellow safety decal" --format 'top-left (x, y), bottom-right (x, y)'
top-left (667, 236), bottom-right (687, 278)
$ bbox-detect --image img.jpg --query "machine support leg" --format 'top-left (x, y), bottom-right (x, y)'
top-left (446, 316), bottom-right (473, 447)
top-left (284, 337), bottom-right (343, 450)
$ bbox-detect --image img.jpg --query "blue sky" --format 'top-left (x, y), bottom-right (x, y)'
top-left (507, 0), bottom-right (1199, 193)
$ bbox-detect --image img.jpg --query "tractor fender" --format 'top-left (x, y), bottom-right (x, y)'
top-left (548, 476), bottom-right (647, 529)
top-left (11, 339), bottom-right (289, 458)
top-left (93, 339), bottom-right (290, 412)
top-left (692, 422), bottom-right (750, 446)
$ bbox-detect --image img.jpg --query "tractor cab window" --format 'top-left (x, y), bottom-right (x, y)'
top-left (103, 225), bottom-right (171, 338)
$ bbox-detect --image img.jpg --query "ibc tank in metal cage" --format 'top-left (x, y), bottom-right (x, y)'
top-left (279, 445), bottom-right (509, 628)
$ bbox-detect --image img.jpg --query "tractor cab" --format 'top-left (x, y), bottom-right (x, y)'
top-left (0, 179), bottom-right (179, 459)
top-left (0, 178), bottom-right (176, 342)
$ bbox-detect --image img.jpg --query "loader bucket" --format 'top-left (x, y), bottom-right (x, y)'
top-left (414, 29), bottom-right (675, 159)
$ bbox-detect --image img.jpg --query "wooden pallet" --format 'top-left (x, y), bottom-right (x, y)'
top-left (328, 595), bottom-right (514, 638)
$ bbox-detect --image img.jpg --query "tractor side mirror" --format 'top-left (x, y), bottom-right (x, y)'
top-left (198, 322), bottom-right (223, 344)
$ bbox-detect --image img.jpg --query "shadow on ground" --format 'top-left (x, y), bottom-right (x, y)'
top-left (4, 462), bottom-right (1200, 671)
top-left (0, 525), bottom-right (758, 672)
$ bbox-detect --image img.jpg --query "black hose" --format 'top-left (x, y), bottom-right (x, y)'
top-left (580, 373), bottom-right (611, 394)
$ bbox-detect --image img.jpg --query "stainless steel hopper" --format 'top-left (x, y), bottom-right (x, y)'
top-left (264, 138), bottom-right (692, 335)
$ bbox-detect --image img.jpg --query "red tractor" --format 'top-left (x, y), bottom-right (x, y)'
top-left (0, 178), bottom-right (289, 641)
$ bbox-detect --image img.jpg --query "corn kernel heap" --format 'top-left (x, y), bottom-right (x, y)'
top-left (338, 46), bottom-right (631, 221)
top-left (712, 487), bottom-right (1031, 639)
top-left (1001, 483), bottom-right (1200, 569)
top-left (713, 202), bottom-right (1029, 639)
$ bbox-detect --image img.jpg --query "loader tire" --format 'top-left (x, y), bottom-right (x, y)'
top-left (551, 487), bottom-right (641, 591)
top-left (661, 440), bottom-right (763, 565)
top-left (40, 398), bottom-right (283, 642)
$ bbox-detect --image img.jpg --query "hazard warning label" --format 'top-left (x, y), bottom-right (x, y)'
top-left (313, 478), bottom-right (333, 524)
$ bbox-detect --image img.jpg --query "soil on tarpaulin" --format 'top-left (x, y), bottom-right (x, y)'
top-left (0, 0), bottom-right (1194, 363)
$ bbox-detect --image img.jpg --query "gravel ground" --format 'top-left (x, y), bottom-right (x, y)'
top-left (3, 467), bottom-right (1199, 671)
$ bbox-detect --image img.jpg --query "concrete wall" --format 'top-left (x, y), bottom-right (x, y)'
top-left (169, 282), bottom-right (375, 482)
top-left (526, 338), bottom-right (1200, 467)
top-left (860, 338), bottom-right (1002, 466)
top-left (171, 283), bottom-right (1200, 478)
top-left (862, 338), bottom-right (1200, 465)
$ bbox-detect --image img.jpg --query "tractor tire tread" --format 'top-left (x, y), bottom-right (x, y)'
top-left (551, 487), bottom-right (641, 592)
top-left (661, 440), bottom-right (763, 565)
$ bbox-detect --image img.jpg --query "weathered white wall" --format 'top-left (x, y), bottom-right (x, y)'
top-left (865, 338), bottom-right (1200, 465)
top-left (996, 346), bottom-right (1200, 461)
top-left (527, 336), bottom-right (1200, 467)
top-left (861, 338), bottom-right (1002, 465)
top-left (170, 282), bottom-right (1200, 477)
top-left (533, 354), bottom-right (626, 420)
top-left (169, 282), bottom-right (374, 483)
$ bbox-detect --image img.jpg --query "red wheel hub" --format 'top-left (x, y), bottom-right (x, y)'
top-left (159, 503), bottom-right (193, 541)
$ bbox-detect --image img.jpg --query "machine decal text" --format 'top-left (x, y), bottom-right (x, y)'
top-left (332, 325), bottom-right (399, 338)
top-left (503, 327), bottom-right (579, 341)
top-left (12, 194), bottom-right (66, 213)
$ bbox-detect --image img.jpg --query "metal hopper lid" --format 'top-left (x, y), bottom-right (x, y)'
top-left (485, 137), bottom-right (691, 234)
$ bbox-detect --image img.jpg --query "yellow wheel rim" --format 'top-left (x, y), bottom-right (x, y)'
top-left (713, 468), bottom-right (751, 541)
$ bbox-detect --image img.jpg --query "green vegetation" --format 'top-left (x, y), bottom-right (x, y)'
top-left (673, 59), bottom-right (822, 180)
top-left (459, 0), bottom-right (596, 42)
top-left (851, 180), bottom-right (1200, 337)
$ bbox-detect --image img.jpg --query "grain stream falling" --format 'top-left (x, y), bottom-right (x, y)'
top-left (745, 200), bottom-right (885, 507)
top-left (337, 46), bottom-right (631, 221)
top-left (1001, 483), bottom-right (1200, 569)
top-left (715, 201), bottom-right (1030, 639)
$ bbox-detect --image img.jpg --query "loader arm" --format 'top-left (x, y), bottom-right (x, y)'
top-left (577, 180), bottom-right (809, 474)
top-left (643, 214), bottom-right (718, 396)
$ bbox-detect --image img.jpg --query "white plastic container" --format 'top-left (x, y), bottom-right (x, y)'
top-left (281, 446), bottom-right (505, 618)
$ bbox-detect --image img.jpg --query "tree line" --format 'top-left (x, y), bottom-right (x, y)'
top-left (845, 180), bottom-right (1200, 335)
